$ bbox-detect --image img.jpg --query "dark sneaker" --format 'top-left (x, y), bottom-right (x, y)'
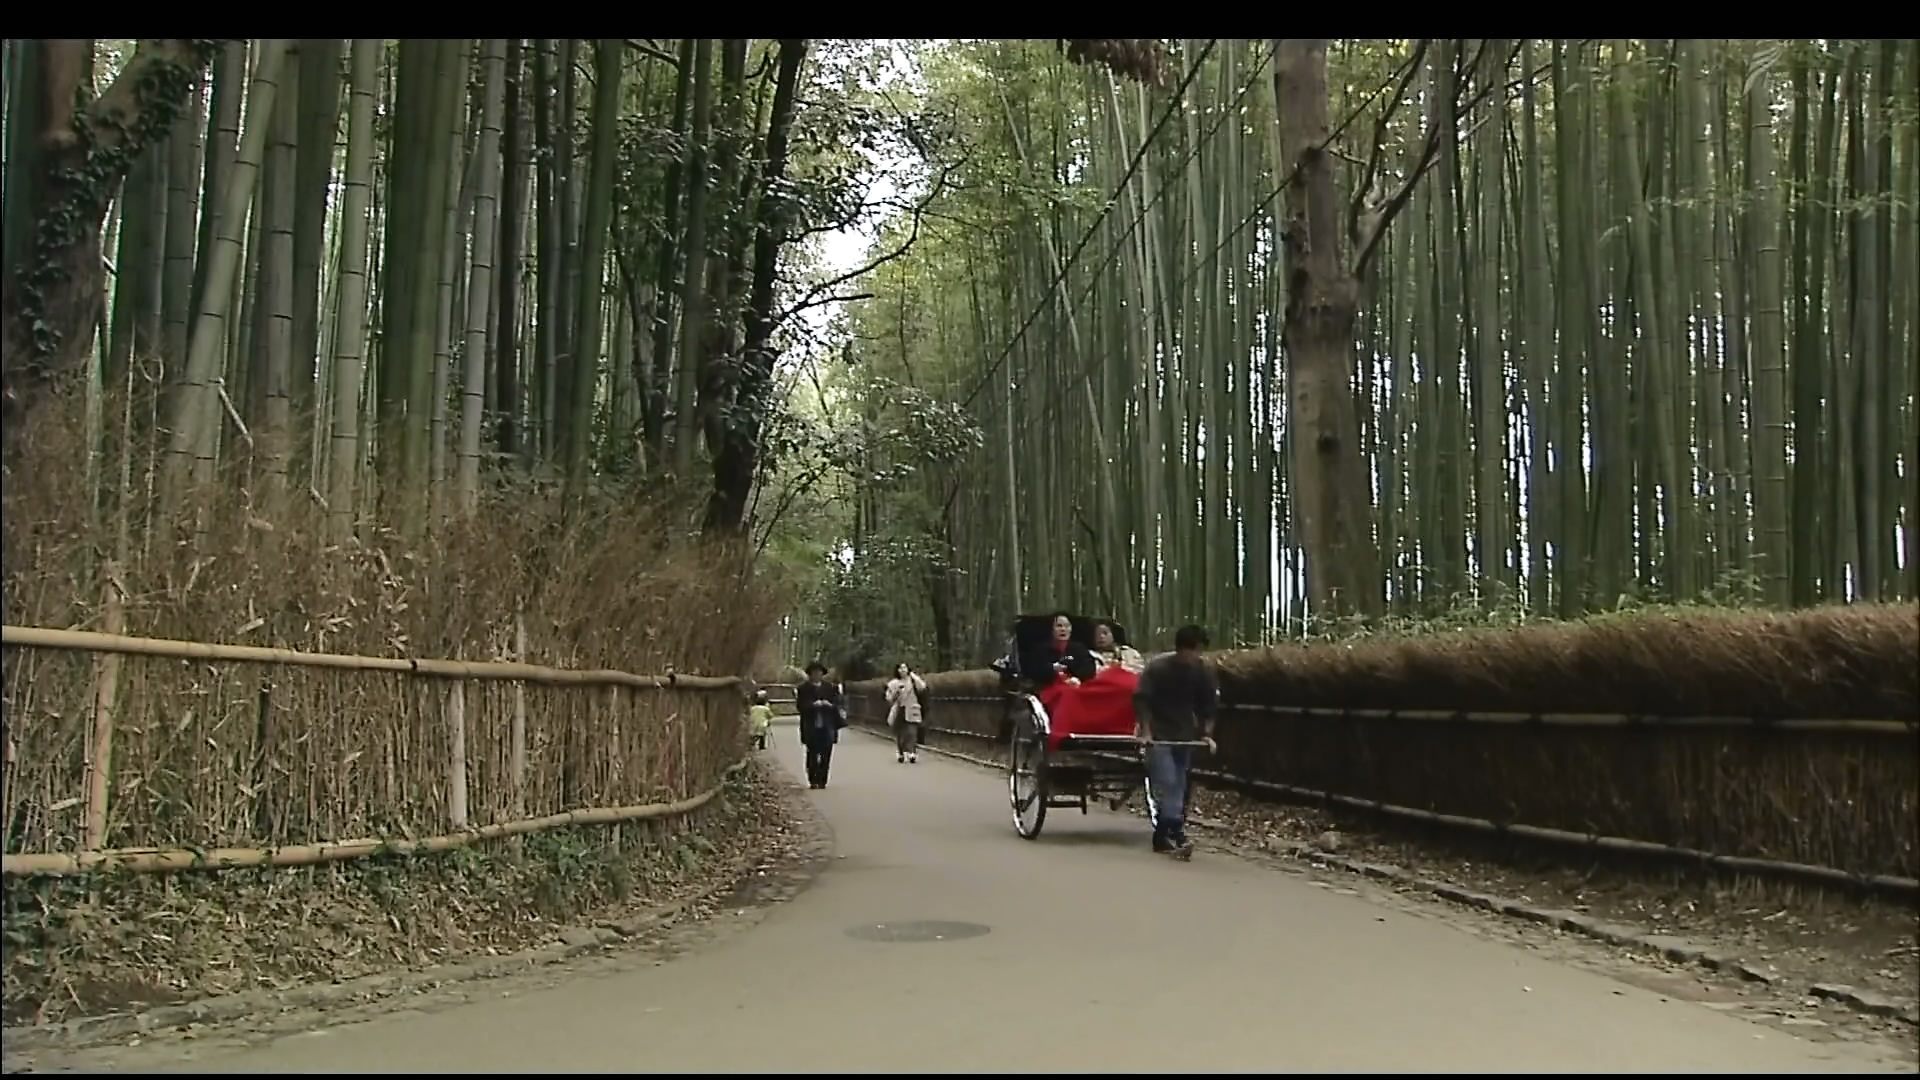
top-left (1167, 839), bottom-right (1194, 861)
top-left (1152, 834), bottom-right (1173, 854)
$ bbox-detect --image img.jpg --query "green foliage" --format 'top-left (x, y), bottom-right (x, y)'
top-left (760, 37), bottom-right (1919, 667)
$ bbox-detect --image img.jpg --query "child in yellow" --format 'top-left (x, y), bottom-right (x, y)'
top-left (748, 690), bottom-right (774, 750)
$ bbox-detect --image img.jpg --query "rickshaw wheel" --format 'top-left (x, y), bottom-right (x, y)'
top-left (1008, 700), bottom-right (1048, 840)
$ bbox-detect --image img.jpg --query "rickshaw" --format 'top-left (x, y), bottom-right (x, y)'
top-left (989, 613), bottom-right (1203, 840)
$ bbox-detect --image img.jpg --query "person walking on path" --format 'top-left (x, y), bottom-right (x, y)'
top-left (747, 690), bottom-right (774, 751)
top-left (1132, 624), bottom-right (1219, 860)
top-left (884, 662), bottom-right (929, 763)
top-left (795, 661), bottom-right (846, 789)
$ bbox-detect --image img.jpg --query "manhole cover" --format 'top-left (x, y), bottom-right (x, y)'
top-left (846, 920), bottom-right (991, 944)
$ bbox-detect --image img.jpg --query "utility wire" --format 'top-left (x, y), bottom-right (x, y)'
top-left (1022, 41), bottom-right (1564, 433)
top-left (1018, 40), bottom-right (1277, 371)
top-left (954, 38), bottom-right (1219, 412)
top-left (1017, 44), bottom-right (1431, 434)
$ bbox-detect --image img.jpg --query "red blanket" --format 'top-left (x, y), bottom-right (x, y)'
top-left (1037, 665), bottom-right (1140, 751)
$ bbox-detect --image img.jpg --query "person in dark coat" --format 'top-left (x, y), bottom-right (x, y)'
top-left (1019, 612), bottom-right (1099, 718)
top-left (795, 660), bottom-right (846, 789)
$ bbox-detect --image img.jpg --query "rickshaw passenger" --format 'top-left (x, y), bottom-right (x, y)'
top-left (1021, 613), bottom-right (1098, 718)
top-left (1048, 619), bottom-right (1145, 747)
top-left (1091, 621), bottom-right (1145, 674)
top-left (1020, 612), bottom-right (1098, 685)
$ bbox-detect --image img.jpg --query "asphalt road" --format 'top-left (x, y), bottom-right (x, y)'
top-left (19, 726), bottom-right (1914, 1074)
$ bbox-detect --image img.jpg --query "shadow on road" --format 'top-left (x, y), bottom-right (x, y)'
top-left (1013, 826), bottom-right (1145, 851)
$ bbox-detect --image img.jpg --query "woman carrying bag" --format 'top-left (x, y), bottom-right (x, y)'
top-left (884, 662), bottom-right (929, 764)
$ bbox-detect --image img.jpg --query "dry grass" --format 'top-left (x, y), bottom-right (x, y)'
top-left (852, 605), bottom-right (1920, 882)
top-left (1, 382), bottom-right (788, 1023)
top-left (3, 384), bottom-right (780, 855)
top-left (1212, 603), bottom-right (1919, 720)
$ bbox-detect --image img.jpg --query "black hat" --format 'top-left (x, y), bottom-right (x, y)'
top-left (805, 660), bottom-right (829, 676)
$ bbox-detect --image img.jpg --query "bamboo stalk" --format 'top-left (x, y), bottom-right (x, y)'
top-left (2, 765), bottom-right (745, 878)
top-left (82, 567), bottom-right (127, 850)
top-left (1, 625), bottom-right (742, 689)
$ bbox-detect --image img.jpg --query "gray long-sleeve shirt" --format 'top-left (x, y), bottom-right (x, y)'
top-left (1131, 651), bottom-right (1219, 742)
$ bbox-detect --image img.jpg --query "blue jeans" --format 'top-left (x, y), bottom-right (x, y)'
top-left (1144, 744), bottom-right (1194, 841)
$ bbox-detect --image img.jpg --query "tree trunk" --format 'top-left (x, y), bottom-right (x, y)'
top-left (563, 38), bottom-right (624, 486)
top-left (290, 38), bottom-right (343, 417)
top-left (1271, 38), bottom-right (1381, 618)
top-left (2, 38), bottom-right (216, 443)
top-left (492, 38), bottom-right (526, 458)
top-left (704, 39), bottom-right (806, 532)
top-left (670, 39), bottom-right (715, 477)
top-left (644, 40), bottom-right (697, 458)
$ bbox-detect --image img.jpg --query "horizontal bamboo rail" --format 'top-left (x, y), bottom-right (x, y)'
top-left (1223, 702), bottom-right (1916, 734)
top-left (843, 694), bottom-right (1920, 900)
top-left (1, 772), bottom-right (733, 876)
top-left (912, 691), bottom-right (1915, 734)
top-left (1185, 766), bottom-right (1920, 899)
top-left (1, 625), bottom-right (743, 690)
top-left (1, 765), bottom-right (744, 877)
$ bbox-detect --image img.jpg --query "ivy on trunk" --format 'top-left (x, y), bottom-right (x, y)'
top-left (1, 39), bottom-right (217, 444)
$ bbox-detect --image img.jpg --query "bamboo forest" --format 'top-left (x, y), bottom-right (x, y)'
top-left (1, 39), bottom-right (1913, 676)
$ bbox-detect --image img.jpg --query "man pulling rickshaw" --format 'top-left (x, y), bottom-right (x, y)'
top-left (994, 613), bottom-right (1217, 856)
top-left (1131, 624), bottom-right (1219, 859)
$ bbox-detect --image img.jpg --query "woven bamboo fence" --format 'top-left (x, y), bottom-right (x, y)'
top-left (1, 624), bottom-right (748, 877)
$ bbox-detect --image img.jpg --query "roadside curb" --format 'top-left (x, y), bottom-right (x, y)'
top-left (2, 762), bottom-right (838, 1056)
top-left (883, 727), bottom-right (1920, 1029)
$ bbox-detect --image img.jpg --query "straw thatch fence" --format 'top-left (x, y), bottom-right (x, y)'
top-left (1, 624), bottom-right (751, 877)
top-left (848, 604), bottom-right (1919, 896)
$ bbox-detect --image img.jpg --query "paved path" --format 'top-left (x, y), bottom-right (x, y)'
top-left (35, 728), bottom-right (1916, 1073)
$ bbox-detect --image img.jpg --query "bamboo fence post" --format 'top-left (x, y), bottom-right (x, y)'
top-left (607, 683), bottom-right (622, 855)
top-left (608, 683), bottom-right (623, 792)
top-left (447, 677), bottom-right (469, 831)
top-left (83, 564), bottom-right (126, 850)
top-left (510, 612), bottom-right (527, 819)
